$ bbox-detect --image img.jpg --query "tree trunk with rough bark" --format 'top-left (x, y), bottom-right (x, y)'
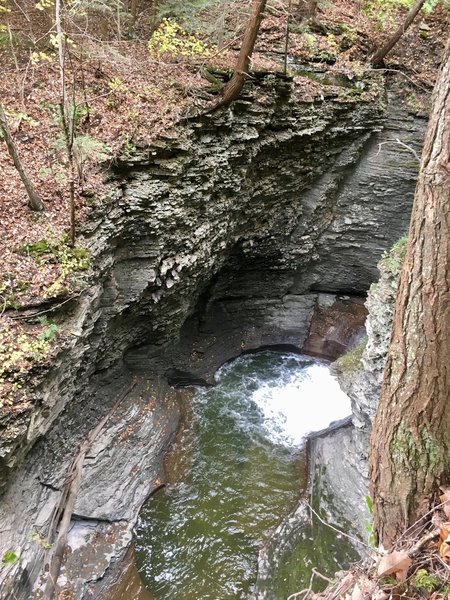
top-left (370, 0), bottom-right (427, 66)
top-left (0, 103), bottom-right (44, 211)
top-left (369, 38), bottom-right (450, 549)
top-left (216, 0), bottom-right (267, 108)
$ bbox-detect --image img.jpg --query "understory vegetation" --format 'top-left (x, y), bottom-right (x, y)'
top-left (333, 335), bottom-right (368, 374)
top-left (0, 0), bottom-right (447, 445)
top-left (0, 2), bottom-right (449, 584)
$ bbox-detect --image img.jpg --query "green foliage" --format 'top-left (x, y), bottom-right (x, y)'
top-left (122, 134), bottom-right (136, 158)
top-left (301, 30), bottom-right (338, 64)
top-left (0, 25), bottom-right (13, 49)
top-left (0, 327), bottom-right (55, 406)
top-left (38, 317), bottom-right (59, 342)
top-left (52, 132), bottom-right (110, 166)
top-left (31, 50), bottom-right (54, 64)
top-left (333, 336), bottom-right (368, 373)
top-left (31, 531), bottom-right (52, 549)
top-left (35, 0), bottom-right (53, 9)
top-left (336, 23), bottom-right (358, 50)
top-left (364, 520), bottom-right (376, 547)
top-left (0, 108), bottom-right (39, 135)
top-left (108, 77), bottom-right (128, 93)
top-left (22, 238), bottom-right (91, 270)
top-left (148, 18), bottom-right (210, 59)
top-left (363, 495), bottom-right (376, 546)
top-left (404, 90), bottom-right (423, 114)
top-left (0, 0), bottom-right (11, 14)
top-left (412, 569), bottom-right (440, 592)
top-left (9, 110), bottom-right (40, 127)
top-left (381, 235), bottom-right (408, 275)
top-left (38, 163), bottom-right (68, 185)
top-left (363, 0), bottom-right (446, 26)
top-left (2, 551), bottom-right (18, 564)
top-left (365, 494), bottom-right (374, 514)
top-left (71, 0), bottom-right (122, 17)
top-left (21, 238), bottom-right (91, 298)
top-left (49, 100), bottom-right (89, 132)
top-left (154, 0), bottom-right (222, 31)
top-left (73, 135), bottom-right (111, 164)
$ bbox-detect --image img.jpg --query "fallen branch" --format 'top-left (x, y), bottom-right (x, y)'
top-left (9, 289), bottom-right (86, 320)
top-left (44, 378), bottom-right (137, 599)
top-left (372, 138), bottom-right (421, 162)
top-left (408, 528), bottom-right (439, 557)
top-left (367, 67), bottom-right (432, 94)
top-left (306, 502), bottom-right (379, 553)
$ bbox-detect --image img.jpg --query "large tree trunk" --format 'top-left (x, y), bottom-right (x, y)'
top-left (216, 0), bottom-right (267, 108)
top-left (369, 38), bottom-right (450, 549)
top-left (370, 0), bottom-right (427, 66)
top-left (0, 103), bottom-right (44, 211)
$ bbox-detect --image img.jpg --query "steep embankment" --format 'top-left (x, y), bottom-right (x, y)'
top-left (0, 74), bottom-right (426, 599)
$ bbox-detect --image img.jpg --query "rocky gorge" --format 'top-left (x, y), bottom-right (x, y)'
top-left (0, 72), bottom-right (427, 599)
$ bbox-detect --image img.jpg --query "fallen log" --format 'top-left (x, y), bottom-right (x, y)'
top-left (44, 378), bottom-right (137, 599)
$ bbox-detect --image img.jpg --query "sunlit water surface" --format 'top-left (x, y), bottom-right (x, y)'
top-left (134, 352), bottom-right (352, 599)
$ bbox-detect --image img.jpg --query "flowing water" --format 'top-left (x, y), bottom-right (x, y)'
top-left (134, 351), bottom-right (356, 599)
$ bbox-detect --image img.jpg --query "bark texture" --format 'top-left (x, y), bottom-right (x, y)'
top-left (216, 0), bottom-right (267, 107)
top-left (0, 103), bottom-right (44, 211)
top-left (371, 0), bottom-right (427, 66)
top-left (369, 38), bottom-right (450, 548)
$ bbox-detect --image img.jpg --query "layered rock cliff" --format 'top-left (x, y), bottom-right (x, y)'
top-left (0, 73), bottom-right (426, 599)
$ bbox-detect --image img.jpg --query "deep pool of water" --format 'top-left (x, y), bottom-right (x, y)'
top-left (134, 352), bottom-right (354, 599)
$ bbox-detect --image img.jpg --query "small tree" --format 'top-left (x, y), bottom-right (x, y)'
top-left (0, 103), bottom-right (44, 211)
top-left (215, 0), bottom-right (267, 107)
top-left (55, 0), bottom-right (76, 246)
top-left (370, 0), bottom-right (427, 66)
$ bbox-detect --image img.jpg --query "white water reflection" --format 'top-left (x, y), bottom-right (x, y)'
top-left (135, 352), bottom-right (352, 599)
top-left (250, 362), bottom-right (351, 446)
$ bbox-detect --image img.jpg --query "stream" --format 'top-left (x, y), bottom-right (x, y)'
top-left (134, 351), bottom-right (358, 599)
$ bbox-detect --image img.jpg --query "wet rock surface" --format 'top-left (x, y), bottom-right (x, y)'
top-left (0, 74), bottom-right (424, 599)
top-left (302, 295), bottom-right (367, 360)
top-left (321, 256), bottom-right (401, 540)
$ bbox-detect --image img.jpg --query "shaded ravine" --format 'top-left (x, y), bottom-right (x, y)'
top-left (0, 72), bottom-right (423, 598)
top-left (134, 352), bottom-right (357, 599)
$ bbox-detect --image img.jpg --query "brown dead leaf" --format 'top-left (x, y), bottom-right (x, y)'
top-left (440, 487), bottom-right (450, 519)
top-left (439, 541), bottom-right (450, 562)
top-left (377, 550), bottom-right (412, 581)
top-left (439, 522), bottom-right (450, 543)
top-left (352, 577), bottom-right (377, 600)
top-left (439, 524), bottom-right (450, 562)
top-left (351, 583), bottom-right (363, 600)
top-left (372, 590), bottom-right (389, 600)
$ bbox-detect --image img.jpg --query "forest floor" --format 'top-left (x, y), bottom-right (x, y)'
top-left (0, 0), bottom-right (448, 412)
top-left (310, 490), bottom-right (450, 600)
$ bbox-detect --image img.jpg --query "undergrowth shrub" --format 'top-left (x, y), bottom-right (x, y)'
top-left (380, 235), bottom-right (408, 276)
top-left (363, 0), bottom-right (449, 26)
top-left (148, 18), bottom-right (210, 59)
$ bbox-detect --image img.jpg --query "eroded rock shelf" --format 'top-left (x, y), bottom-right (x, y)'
top-left (0, 74), bottom-right (426, 600)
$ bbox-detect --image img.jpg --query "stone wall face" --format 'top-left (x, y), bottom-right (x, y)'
top-left (0, 75), bottom-right (426, 598)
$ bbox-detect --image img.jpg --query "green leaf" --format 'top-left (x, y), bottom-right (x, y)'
top-left (2, 551), bottom-right (18, 564)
